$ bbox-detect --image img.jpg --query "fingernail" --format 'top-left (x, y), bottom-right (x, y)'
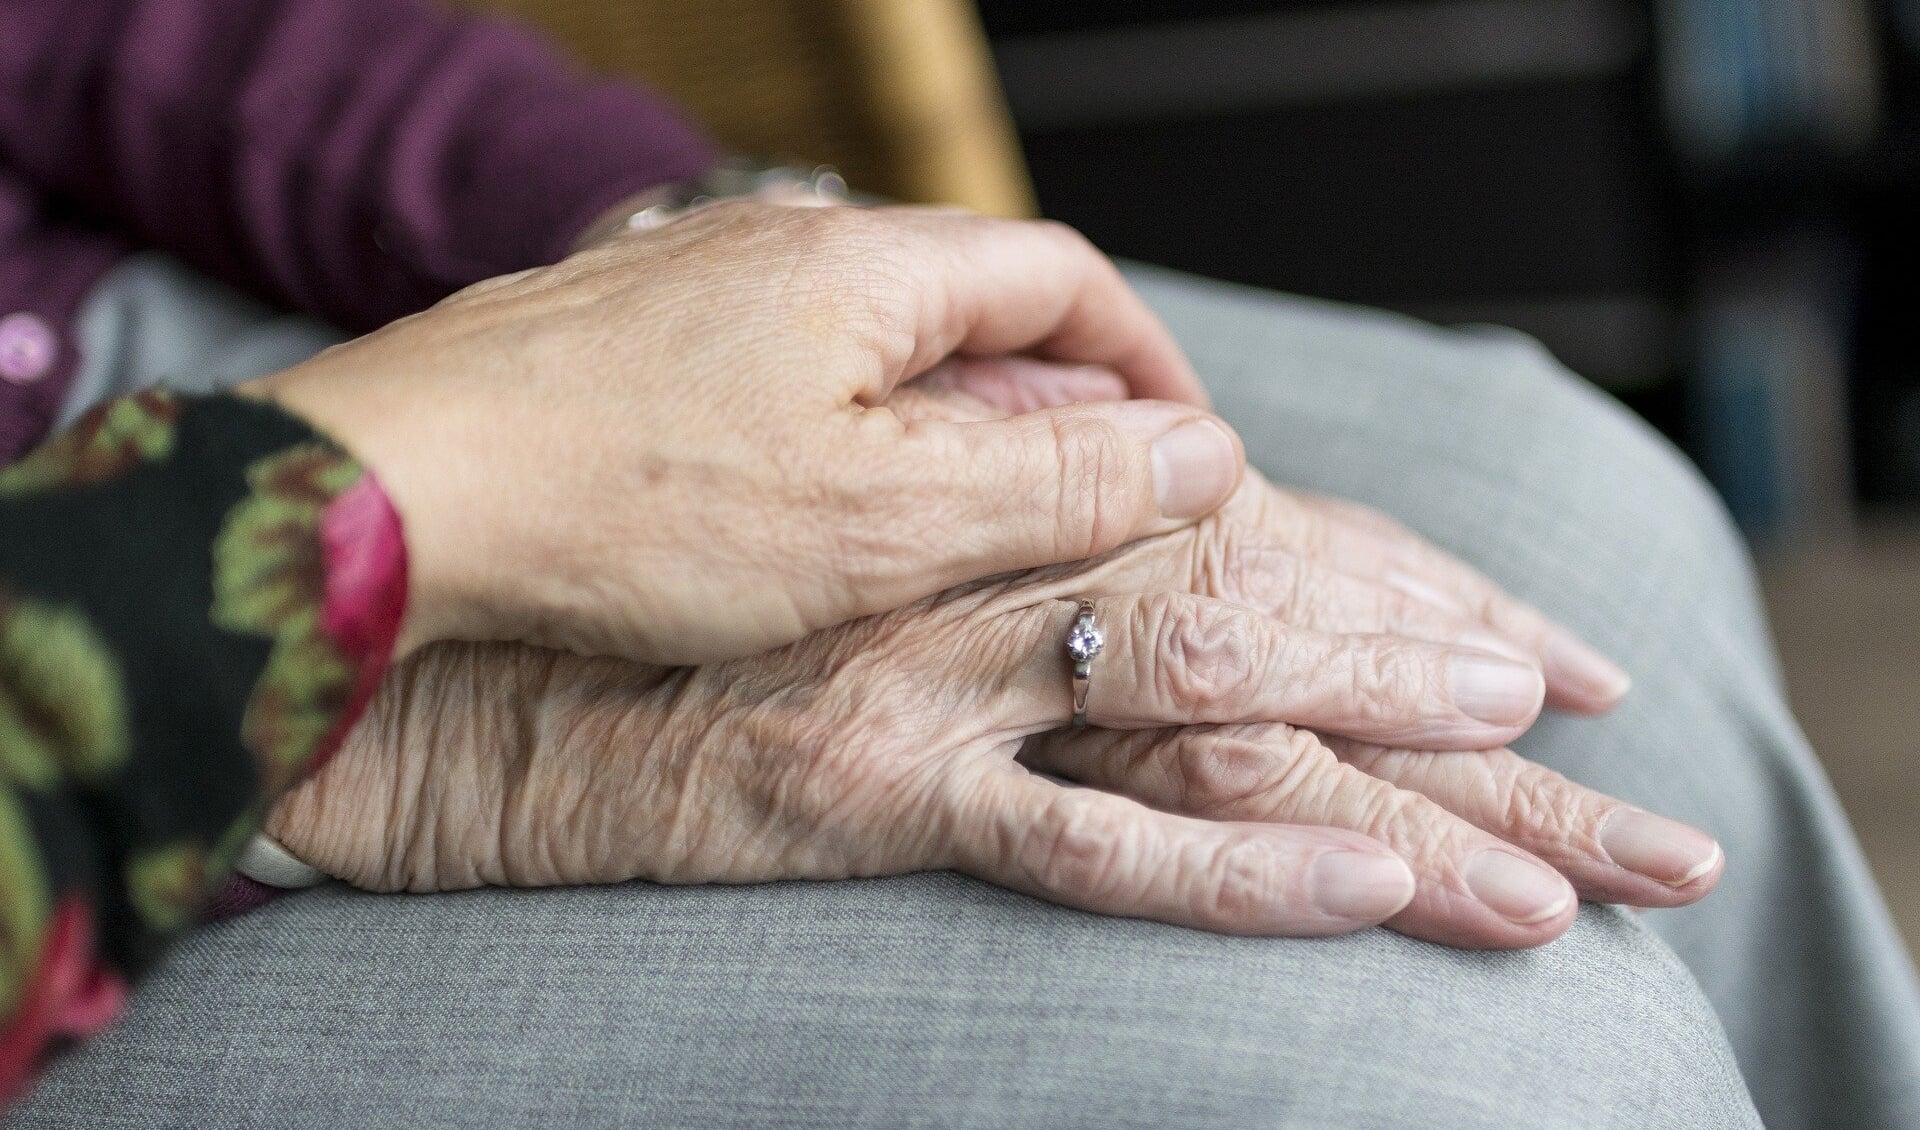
top-left (1448, 652), bottom-right (1544, 726)
top-left (1311, 851), bottom-right (1416, 920)
top-left (1543, 626), bottom-right (1631, 703)
top-left (1150, 418), bottom-right (1240, 519)
top-left (1600, 808), bottom-right (1722, 886)
top-left (1465, 850), bottom-right (1572, 924)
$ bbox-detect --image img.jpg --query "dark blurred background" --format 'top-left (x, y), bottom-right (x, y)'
top-left (977, 0), bottom-right (1920, 544)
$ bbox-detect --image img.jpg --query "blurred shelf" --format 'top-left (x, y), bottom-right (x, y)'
top-left (983, 0), bottom-right (1920, 539)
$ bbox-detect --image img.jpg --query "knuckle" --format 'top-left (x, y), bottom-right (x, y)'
top-left (1029, 790), bottom-right (1127, 897)
top-left (1147, 598), bottom-right (1259, 716)
top-left (1175, 725), bottom-right (1329, 818)
top-left (1349, 782), bottom-right (1430, 854)
top-left (1213, 539), bottom-right (1310, 623)
top-left (1196, 838), bottom-right (1274, 923)
top-left (1021, 218), bottom-right (1119, 289)
top-left (1186, 524), bottom-right (1238, 599)
top-left (1045, 415), bottom-right (1135, 558)
top-left (1378, 588), bottom-right (1460, 645)
top-left (1375, 586), bottom-right (1418, 633)
top-left (1398, 798), bottom-right (1462, 868)
top-left (1285, 743), bottom-right (1419, 842)
top-left (1208, 534), bottom-right (1315, 631)
top-left (1267, 727), bottom-right (1343, 801)
top-left (1496, 756), bottom-right (1582, 843)
top-left (1344, 644), bottom-right (1432, 726)
top-left (1173, 731), bottom-right (1269, 813)
top-left (1466, 582), bottom-right (1507, 625)
top-left (1302, 746), bottom-right (1398, 829)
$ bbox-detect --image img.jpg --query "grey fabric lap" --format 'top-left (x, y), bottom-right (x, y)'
top-left (1121, 264), bottom-right (1920, 1130)
top-left (10, 879), bottom-right (1750, 1129)
top-left (10, 252), bottom-right (1898, 1127)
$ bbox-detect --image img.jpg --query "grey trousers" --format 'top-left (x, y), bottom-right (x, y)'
top-left (10, 255), bottom-right (1918, 1129)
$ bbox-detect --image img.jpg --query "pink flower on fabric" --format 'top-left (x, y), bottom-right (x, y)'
top-left (311, 470), bottom-right (409, 774)
top-left (0, 899), bottom-right (128, 1101)
top-left (317, 472), bottom-right (408, 667)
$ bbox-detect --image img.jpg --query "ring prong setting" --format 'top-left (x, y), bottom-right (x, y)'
top-left (1066, 621), bottom-right (1105, 663)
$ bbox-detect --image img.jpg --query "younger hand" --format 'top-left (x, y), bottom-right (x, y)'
top-left (245, 204), bottom-right (1237, 664)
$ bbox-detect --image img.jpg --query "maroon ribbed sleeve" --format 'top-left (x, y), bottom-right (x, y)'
top-left (0, 0), bottom-right (720, 460)
top-left (0, 0), bottom-right (719, 327)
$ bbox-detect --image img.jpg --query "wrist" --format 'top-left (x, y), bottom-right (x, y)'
top-left (571, 159), bottom-right (852, 253)
top-left (572, 185), bottom-right (681, 254)
top-left (235, 367), bottom-right (450, 659)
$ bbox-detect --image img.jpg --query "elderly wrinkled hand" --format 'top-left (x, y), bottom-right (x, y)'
top-left (268, 439), bottom-right (1719, 949)
top-left (242, 203), bottom-right (1241, 665)
top-left (899, 362), bottom-right (1633, 715)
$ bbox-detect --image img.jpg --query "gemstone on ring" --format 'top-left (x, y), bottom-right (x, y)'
top-left (1066, 620), bottom-right (1105, 663)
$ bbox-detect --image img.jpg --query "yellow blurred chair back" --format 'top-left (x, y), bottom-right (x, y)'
top-left (458, 0), bottom-right (1036, 217)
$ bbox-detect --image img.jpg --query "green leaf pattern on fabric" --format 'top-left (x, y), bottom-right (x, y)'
top-left (211, 445), bottom-right (363, 791)
top-left (0, 789), bottom-right (51, 1021)
top-left (124, 842), bottom-right (209, 933)
top-left (0, 392), bottom-right (406, 1094)
top-left (0, 592), bottom-right (131, 789)
top-left (0, 391), bottom-right (180, 498)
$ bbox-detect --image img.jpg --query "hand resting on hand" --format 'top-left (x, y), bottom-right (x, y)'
top-left (244, 203), bottom-right (1243, 665)
top-left (267, 378), bottom-right (1719, 951)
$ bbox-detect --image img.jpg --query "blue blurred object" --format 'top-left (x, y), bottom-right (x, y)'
top-left (1687, 228), bottom-right (1859, 543)
top-left (1655, 0), bottom-right (1880, 159)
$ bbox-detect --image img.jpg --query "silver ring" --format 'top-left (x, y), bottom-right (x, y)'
top-left (1065, 599), bottom-right (1104, 728)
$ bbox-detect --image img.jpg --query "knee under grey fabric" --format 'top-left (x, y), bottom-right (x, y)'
top-left (12, 881), bottom-right (1751, 1130)
top-left (1121, 264), bottom-right (1920, 1129)
top-left (9, 253), bottom-right (1913, 1127)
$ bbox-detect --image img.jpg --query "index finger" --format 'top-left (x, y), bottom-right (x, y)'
top-left (861, 207), bottom-right (1209, 407)
top-left (1275, 491), bottom-right (1631, 713)
top-left (941, 766), bottom-right (1413, 936)
top-left (990, 594), bottom-right (1546, 751)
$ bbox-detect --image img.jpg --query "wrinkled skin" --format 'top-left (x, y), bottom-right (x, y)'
top-left (269, 386), bottom-right (1719, 951)
top-left (246, 204), bottom-right (1247, 664)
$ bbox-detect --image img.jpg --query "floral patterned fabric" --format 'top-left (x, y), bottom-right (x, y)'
top-left (0, 389), bottom-right (406, 1098)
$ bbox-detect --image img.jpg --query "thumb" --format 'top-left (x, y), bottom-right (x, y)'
top-left (877, 399), bottom-right (1243, 589)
